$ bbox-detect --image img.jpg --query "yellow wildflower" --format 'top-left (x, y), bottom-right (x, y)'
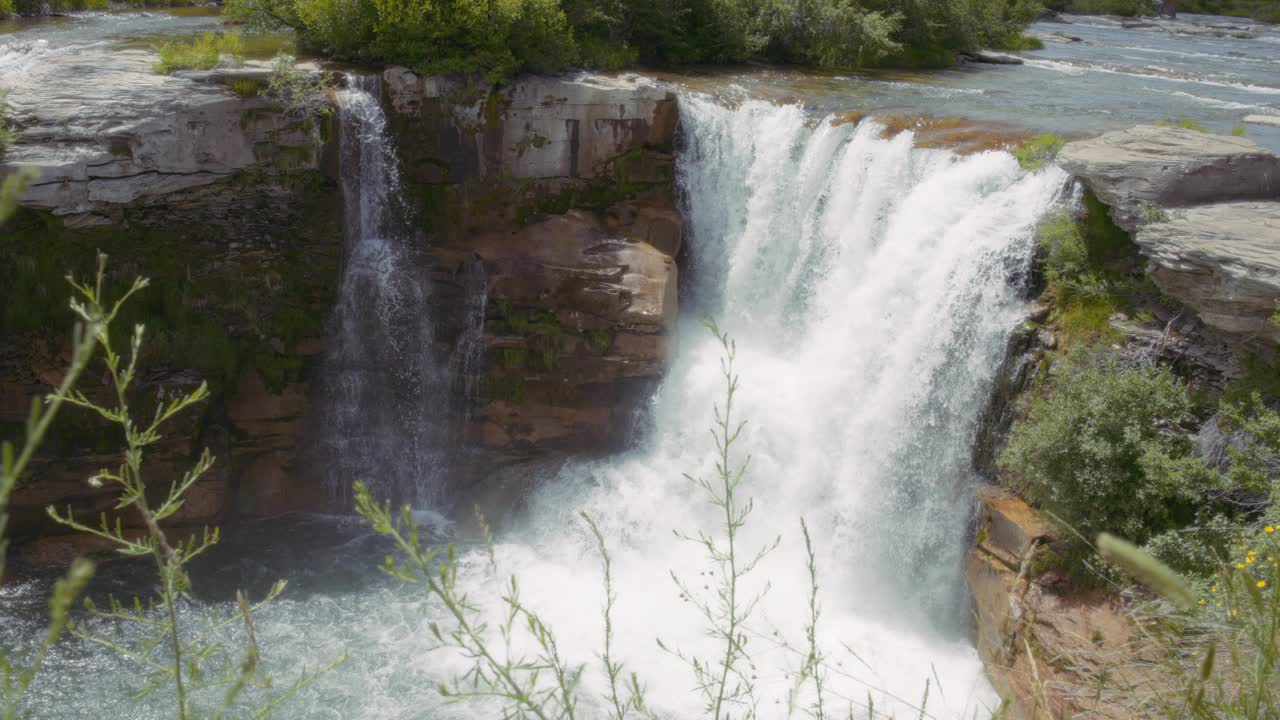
top-left (1267, 526), bottom-right (1275, 534)
top-left (1248, 557), bottom-right (1257, 563)
top-left (1199, 599), bottom-right (1207, 605)
top-left (1259, 581), bottom-right (1268, 589)
top-left (1239, 563), bottom-right (1247, 569)
top-left (1232, 609), bottom-right (1239, 616)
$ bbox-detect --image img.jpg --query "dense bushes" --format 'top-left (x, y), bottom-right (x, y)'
top-left (226, 0), bottom-right (1042, 80)
top-left (1006, 196), bottom-right (1280, 579)
top-left (153, 32), bottom-right (246, 73)
top-left (1001, 349), bottom-right (1205, 545)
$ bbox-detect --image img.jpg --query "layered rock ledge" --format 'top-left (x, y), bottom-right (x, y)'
top-left (380, 69), bottom-right (682, 465)
top-left (1, 59), bottom-right (683, 546)
top-left (1059, 125), bottom-right (1280, 343)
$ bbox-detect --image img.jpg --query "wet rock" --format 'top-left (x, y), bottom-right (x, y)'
top-left (1058, 125), bottom-right (1280, 233)
top-left (972, 324), bottom-right (1048, 479)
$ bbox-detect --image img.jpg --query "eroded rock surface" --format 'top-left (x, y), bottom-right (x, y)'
top-left (382, 68), bottom-right (682, 464)
top-left (1, 47), bottom-right (341, 545)
top-left (1057, 125), bottom-right (1280, 232)
top-left (1139, 202), bottom-right (1280, 342)
top-left (968, 486), bottom-right (1145, 720)
top-left (1059, 126), bottom-right (1280, 342)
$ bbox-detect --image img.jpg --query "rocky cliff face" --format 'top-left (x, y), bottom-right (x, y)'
top-left (378, 69), bottom-right (681, 478)
top-left (1, 54), bottom-right (342, 546)
top-left (1, 61), bottom-right (682, 555)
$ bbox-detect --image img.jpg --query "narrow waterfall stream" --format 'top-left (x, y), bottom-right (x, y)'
top-left (314, 76), bottom-right (450, 509)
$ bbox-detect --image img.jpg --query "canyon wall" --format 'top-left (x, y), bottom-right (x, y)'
top-left (0, 63), bottom-right (681, 560)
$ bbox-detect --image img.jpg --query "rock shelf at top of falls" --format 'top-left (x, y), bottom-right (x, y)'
top-left (1059, 124), bottom-right (1280, 343)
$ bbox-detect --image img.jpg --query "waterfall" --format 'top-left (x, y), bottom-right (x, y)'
top-left (11, 90), bottom-right (1075, 720)
top-left (449, 258), bottom-right (489, 419)
top-left (315, 76), bottom-right (449, 509)
top-left (426, 96), bottom-right (1070, 719)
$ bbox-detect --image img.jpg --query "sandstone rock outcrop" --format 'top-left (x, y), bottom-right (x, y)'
top-left (1058, 126), bottom-right (1280, 343)
top-left (1138, 202), bottom-right (1280, 342)
top-left (381, 68), bottom-right (682, 463)
top-left (2, 58), bottom-right (683, 548)
top-left (1, 49), bottom-right (341, 544)
top-left (968, 485), bottom-right (1146, 720)
top-left (1057, 125), bottom-right (1279, 233)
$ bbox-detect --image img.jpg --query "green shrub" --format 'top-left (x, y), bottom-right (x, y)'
top-left (1231, 125), bottom-right (1248, 137)
top-left (153, 32), bottom-right (246, 74)
top-left (998, 33), bottom-right (1045, 50)
top-left (1015, 134), bottom-right (1065, 170)
top-left (1000, 349), bottom-right (1204, 550)
top-left (1034, 201), bottom-right (1138, 346)
top-left (1176, 0), bottom-right (1280, 22)
top-left (230, 78), bottom-right (262, 97)
top-left (1142, 200), bottom-right (1171, 224)
top-left (18, 0), bottom-right (110, 10)
top-left (1145, 514), bottom-right (1243, 576)
top-left (265, 53), bottom-right (336, 120)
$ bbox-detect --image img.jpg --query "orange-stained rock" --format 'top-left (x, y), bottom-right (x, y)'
top-left (968, 485), bottom-right (1158, 719)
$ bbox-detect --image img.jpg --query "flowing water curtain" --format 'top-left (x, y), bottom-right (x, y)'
top-left (445, 96), bottom-right (1072, 720)
top-left (317, 75), bottom-right (452, 510)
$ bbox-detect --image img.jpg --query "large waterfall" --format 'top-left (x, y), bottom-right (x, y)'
top-left (12, 89), bottom-right (1069, 720)
top-left (394, 96), bottom-right (1070, 719)
top-left (314, 77), bottom-right (449, 509)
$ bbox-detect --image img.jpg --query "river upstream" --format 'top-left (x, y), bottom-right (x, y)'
top-left (1, 8), bottom-right (1278, 720)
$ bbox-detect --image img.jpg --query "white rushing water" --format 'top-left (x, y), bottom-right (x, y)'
top-left (429, 96), bottom-right (1071, 719)
top-left (12, 92), bottom-right (1069, 720)
top-left (314, 76), bottom-right (449, 509)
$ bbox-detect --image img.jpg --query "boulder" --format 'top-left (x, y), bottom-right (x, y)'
top-left (1057, 125), bottom-right (1280, 232)
top-left (1137, 201), bottom-right (1280, 342)
top-left (1059, 126), bottom-right (1280, 343)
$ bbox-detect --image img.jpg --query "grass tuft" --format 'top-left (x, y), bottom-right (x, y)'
top-left (153, 32), bottom-right (245, 74)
